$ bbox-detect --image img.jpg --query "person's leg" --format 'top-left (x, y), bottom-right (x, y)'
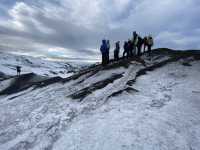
top-left (107, 52), bottom-right (110, 64)
top-left (146, 45), bottom-right (148, 53)
top-left (148, 45), bottom-right (151, 56)
top-left (130, 48), bottom-right (133, 57)
top-left (107, 53), bottom-right (109, 64)
top-left (102, 54), bottom-right (103, 64)
top-left (123, 50), bottom-right (126, 58)
top-left (149, 46), bottom-right (152, 56)
top-left (137, 45), bottom-right (141, 56)
top-left (134, 46), bottom-right (137, 56)
top-left (129, 49), bottom-right (132, 57)
top-left (135, 47), bottom-right (137, 56)
top-left (105, 53), bottom-right (108, 65)
top-left (140, 45), bottom-right (142, 56)
top-left (138, 45), bottom-right (141, 56)
top-left (102, 53), bottom-right (105, 65)
top-left (129, 50), bottom-right (131, 57)
top-left (144, 44), bottom-right (146, 53)
top-left (105, 53), bottom-right (107, 64)
top-left (141, 44), bottom-right (144, 55)
top-left (117, 51), bottom-right (119, 60)
top-left (123, 50), bottom-right (125, 58)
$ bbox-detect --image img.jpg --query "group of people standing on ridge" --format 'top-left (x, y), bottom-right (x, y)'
top-left (100, 31), bottom-right (154, 66)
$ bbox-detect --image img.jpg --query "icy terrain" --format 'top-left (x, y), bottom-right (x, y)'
top-left (0, 49), bottom-right (200, 150)
top-left (0, 52), bottom-right (79, 79)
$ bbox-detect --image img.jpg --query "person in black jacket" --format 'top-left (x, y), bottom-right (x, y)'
top-left (123, 41), bottom-right (129, 59)
top-left (114, 41), bottom-right (120, 61)
top-left (143, 36), bottom-right (148, 54)
top-left (128, 40), bottom-right (133, 57)
top-left (132, 31), bottom-right (138, 56)
top-left (137, 36), bottom-right (144, 56)
top-left (106, 40), bottom-right (110, 64)
top-left (16, 66), bottom-right (21, 76)
top-left (100, 40), bottom-right (108, 66)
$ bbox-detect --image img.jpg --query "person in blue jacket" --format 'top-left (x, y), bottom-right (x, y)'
top-left (100, 39), bottom-right (108, 66)
top-left (106, 40), bottom-right (110, 64)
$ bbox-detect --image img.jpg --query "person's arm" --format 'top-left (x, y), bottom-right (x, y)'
top-left (100, 46), bottom-right (102, 53)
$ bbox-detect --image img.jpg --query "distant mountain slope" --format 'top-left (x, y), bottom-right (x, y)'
top-left (0, 52), bottom-right (80, 80)
top-left (0, 49), bottom-right (200, 150)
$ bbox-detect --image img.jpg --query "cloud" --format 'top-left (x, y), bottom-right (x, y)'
top-left (0, 0), bottom-right (200, 61)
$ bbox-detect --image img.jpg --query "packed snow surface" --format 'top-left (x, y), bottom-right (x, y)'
top-left (0, 51), bottom-right (200, 150)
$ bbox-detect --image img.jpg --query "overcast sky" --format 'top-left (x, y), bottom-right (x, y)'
top-left (0, 0), bottom-right (200, 61)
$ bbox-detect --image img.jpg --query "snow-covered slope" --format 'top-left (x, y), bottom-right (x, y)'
top-left (0, 49), bottom-right (200, 150)
top-left (0, 52), bottom-right (78, 79)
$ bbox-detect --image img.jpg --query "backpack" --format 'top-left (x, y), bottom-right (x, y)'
top-left (148, 37), bottom-right (154, 46)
